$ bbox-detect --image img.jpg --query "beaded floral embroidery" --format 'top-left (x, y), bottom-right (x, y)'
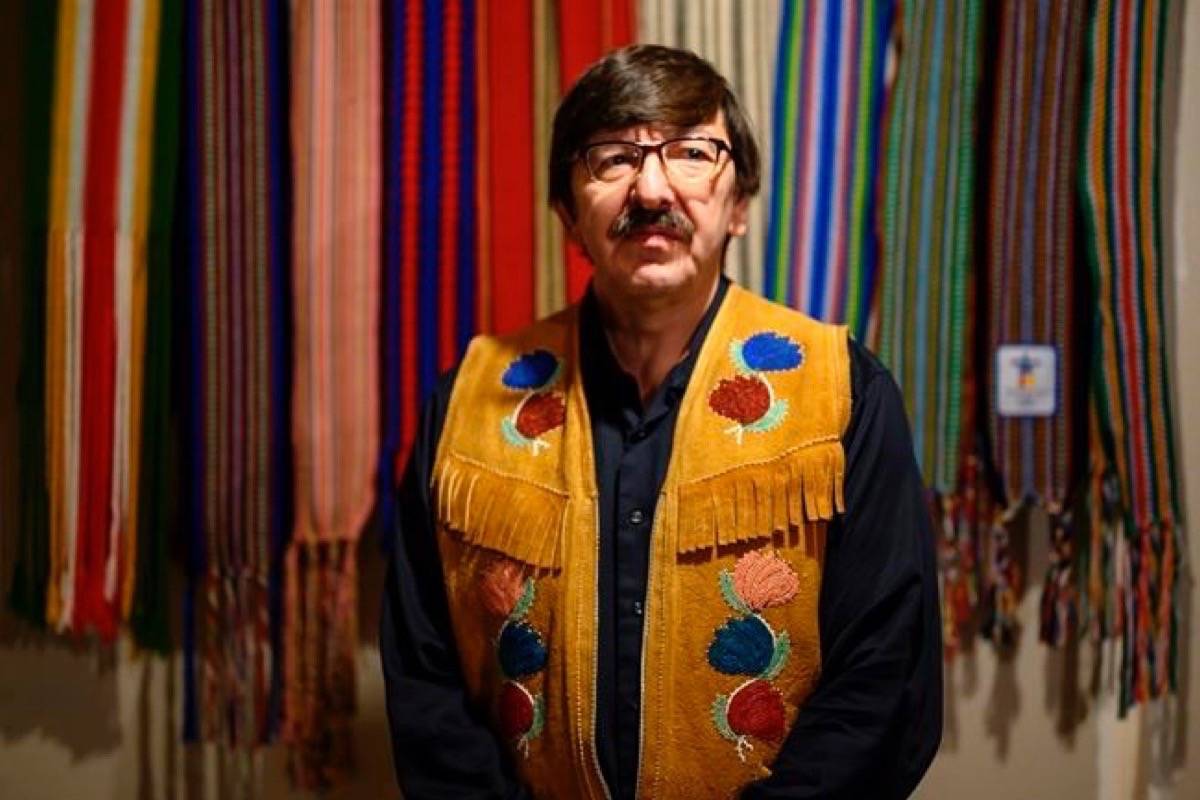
top-left (500, 349), bottom-right (566, 454)
top-left (707, 550), bottom-right (800, 761)
top-left (481, 559), bottom-right (547, 755)
top-left (708, 332), bottom-right (804, 444)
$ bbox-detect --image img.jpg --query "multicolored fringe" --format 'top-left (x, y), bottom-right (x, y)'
top-left (378, 0), bottom-right (479, 544)
top-left (983, 0), bottom-right (1086, 648)
top-left (936, 454), bottom-right (985, 657)
top-left (764, 0), bottom-right (894, 341)
top-left (33, 0), bottom-right (165, 641)
top-left (1079, 0), bottom-right (1182, 712)
top-left (285, 0), bottom-right (382, 788)
top-left (638, 0), bottom-right (780, 294)
top-left (9, 0), bottom-right (57, 630)
top-left (182, 0), bottom-right (290, 750)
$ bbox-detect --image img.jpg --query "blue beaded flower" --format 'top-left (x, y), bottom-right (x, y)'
top-left (733, 332), bottom-right (804, 374)
top-left (498, 621), bottom-right (549, 679)
top-left (706, 615), bottom-right (775, 676)
top-left (501, 350), bottom-right (562, 391)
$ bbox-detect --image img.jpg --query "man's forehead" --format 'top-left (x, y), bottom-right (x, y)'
top-left (585, 114), bottom-right (728, 144)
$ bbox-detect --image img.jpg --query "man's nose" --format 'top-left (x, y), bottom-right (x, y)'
top-left (631, 151), bottom-right (674, 207)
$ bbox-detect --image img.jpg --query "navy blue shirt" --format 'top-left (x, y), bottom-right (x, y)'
top-left (580, 279), bottom-right (731, 798)
top-left (381, 279), bottom-right (943, 799)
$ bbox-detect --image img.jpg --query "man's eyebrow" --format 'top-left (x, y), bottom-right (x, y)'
top-left (585, 125), bottom-right (715, 144)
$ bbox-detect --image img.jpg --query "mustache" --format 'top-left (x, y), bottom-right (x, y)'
top-left (608, 204), bottom-right (695, 242)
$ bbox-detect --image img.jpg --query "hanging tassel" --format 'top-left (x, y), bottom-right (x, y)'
top-left (1038, 508), bottom-right (1078, 647)
top-left (936, 453), bottom-right (986, 659)
top-left (981, 508), bottom-right (1022, 650)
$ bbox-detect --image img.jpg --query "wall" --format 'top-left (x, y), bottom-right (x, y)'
top-left (2, 2), bottom-right (1199, 798)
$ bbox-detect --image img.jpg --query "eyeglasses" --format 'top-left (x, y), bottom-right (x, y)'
top-left (579, 136), bottom-right (733, 185)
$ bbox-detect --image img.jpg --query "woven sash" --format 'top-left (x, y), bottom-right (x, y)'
top-left (533, 0), bottom-right (565, 317)
top-left (983, 1), bottom-right (1086, 647)
top-left (556, 0), bottom-right (634, 301)
top-left (765, 0), bottom-right (894, 342)
top-left (285, 0), bottom-right (381, 787)
top-left (1079, 0), bottom-right (1181, 711)
top-left (36, 0), bottom-right (162, 642)
top-left (484, 0), bottom-right (536, 334)
top-left (129, 0), bottom-right (182, 653)
top-left (378, 0), bottom-right (480, 543)
top-left (9, 1), bottom-right (56, 629)
top-left (877, 0), bottom-right (982, 655)
top-left (878, 0), bottom-right (981, 493)
top-left (182, 0), bottom-right (289, 750)
top-left (638, 0), bottom-right (780, 294)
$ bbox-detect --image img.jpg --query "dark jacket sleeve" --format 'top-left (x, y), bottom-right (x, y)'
top-left (742, 342), bottom-right (944, 799)
top-left (380, 368), bottom-right (532, 800)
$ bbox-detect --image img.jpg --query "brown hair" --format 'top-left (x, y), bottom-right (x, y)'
top-left (549, 44), bottom-right (761, 215)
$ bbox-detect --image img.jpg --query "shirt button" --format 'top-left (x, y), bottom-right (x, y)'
top-left (628, 509), bottom-right (645, 525)
top-left (633, 601), bottom-right (643, 616)
top-left (630, 427), bottom-right (647, 442)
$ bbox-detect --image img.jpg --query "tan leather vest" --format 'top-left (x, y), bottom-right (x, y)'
top-left (431, 285), bottom-right (851, 798)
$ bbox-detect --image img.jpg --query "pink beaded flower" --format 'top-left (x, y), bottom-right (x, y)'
top-left (480, 559), bottom-right (526, 619)
top-left (732, 550), bottom-right (800, 612)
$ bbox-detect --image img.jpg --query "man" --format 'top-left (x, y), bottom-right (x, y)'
top-left (381, 45), bottom-right (942, 799)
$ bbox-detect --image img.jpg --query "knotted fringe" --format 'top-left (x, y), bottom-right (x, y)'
top-left (1039, 509), bottom-right (1079, 648)
top-left (935, 478), bottom-right (980, 658)
top-left (980, 505), bottom-right (1022, 651)
top-left (283, 539), bottom-right (358, 789)
top-left (673, 440), bottom-right (844, 556)
top-left (1080, 466), bottom-right (1180, 713)
top-left (434, 451), bottom-right (567, 569)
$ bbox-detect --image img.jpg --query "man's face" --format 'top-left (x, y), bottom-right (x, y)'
top-left (556, 113), bottom-right (749, 299)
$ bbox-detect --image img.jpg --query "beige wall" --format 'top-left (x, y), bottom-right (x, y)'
top-left (3, 3), bottom-right (1200, 798)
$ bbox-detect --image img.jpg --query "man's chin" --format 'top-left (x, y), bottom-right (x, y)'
top-left (623, 260), bottom-right (698, 293)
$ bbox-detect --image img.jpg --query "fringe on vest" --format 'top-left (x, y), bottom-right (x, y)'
top-left (434, 451), bottom-right (568, 570)
top-left (673, 438), bottom-right (845, 555)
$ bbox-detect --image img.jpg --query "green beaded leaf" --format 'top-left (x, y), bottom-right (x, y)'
top-left (711, 693), bottom-right (737, 742)
top-left (762, 630), bottom-right (791, 681)
top-left (718, 570), bottom-right (752, 615)
top-left (729, 339), bottom-right (752, 375)
top-left (743, 398), bottom-right (788, 433)
top-left (510, 578), bottom-right (536, 622)
top-left (501, 417), bottom-right (530, 448)
top-left (528, 693), bottom-right (545, 740)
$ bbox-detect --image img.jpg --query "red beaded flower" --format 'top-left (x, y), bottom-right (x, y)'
top-left (724, 680), bottom-right (786, 744)
top-left (708, 376), bottom-right (771, 425)
top-left (515, 392), bottom-right (566, 439)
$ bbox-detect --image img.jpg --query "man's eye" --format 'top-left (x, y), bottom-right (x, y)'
top-left (669, 144), bottom-right (715, 162)
top-left (602, 153), bottom-right (636, 168)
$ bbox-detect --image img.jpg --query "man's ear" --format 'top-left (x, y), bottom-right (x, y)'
top-left (727, 193), bottom-right (750, 237)
top-left (554, 201), bottom-right (582, 245)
